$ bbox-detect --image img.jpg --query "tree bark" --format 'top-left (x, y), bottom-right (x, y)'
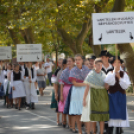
top-left (24, 27), bottom-right (34, 44)
top-left (89, 34), bottom-right (101, 57)
top-left (57, 28), bottom-right (77, 54)
top-left (112, 0), bottom-right (134, 90)
top-left (8, 29), bottom-right (20, 44)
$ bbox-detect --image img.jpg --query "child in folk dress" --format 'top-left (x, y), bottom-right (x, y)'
top-left (11, 63), bottom-right (26, 110)
top-left (81, 58), bottom-right (109, 134)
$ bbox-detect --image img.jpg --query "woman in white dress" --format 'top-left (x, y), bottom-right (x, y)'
top-left (11, 63), bottom-right (26, 110)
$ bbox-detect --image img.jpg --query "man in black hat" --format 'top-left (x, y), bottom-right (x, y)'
top-left (100, 50), bottom-right (114, 75)
top-left (88, 55), bottom-right (96, 70)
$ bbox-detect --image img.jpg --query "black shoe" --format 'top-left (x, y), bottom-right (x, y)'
top-left (18, 107), bottom-right (21, 110)
top-left (31, 103), bottom-right (35, 109)
top-left (62, 121), bottom-right (66, 128)
top-left (71, 129), bottom-right (78, 133)
top-left (120, 128), bottom-right (124, 133)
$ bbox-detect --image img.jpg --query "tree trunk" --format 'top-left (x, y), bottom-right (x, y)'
top-left (112, 0), bottom-right (134, 90)
top-left (89, 34), bottom-right (101, 57)
top-left (24, 27), bottom-right (34, 44)
top-left (8, 29), bottom-right (20, 44)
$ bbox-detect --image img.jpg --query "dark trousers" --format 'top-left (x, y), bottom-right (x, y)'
top-left (47, 72), bottom-right (52, 86)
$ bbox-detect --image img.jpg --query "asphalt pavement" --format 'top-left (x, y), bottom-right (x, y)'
top-left (0, 87), bottom-right (134, 134)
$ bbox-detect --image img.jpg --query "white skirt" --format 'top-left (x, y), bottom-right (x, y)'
top-left (108, 108), bottom-right (130, 127)
top-left (12, 81), bottom-right (26, 99)
top-left (81, 90), bottom-right (91, 122)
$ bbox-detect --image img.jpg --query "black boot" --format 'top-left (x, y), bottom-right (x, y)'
top-left (104, 123), bottom-right (108, 134)
top-left (3, 96), bottom-right (6, 106)
top-left (116, 127), bottom-right (121, 134)
top-left (31, 103), bottom-right (35, 109)
top-left (107, 127), bottom-right (114, 134)
top-left (120, 128), bottom-right (124, 133)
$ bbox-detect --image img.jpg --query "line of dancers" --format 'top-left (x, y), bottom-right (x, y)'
top-left (50, 51), bottom-right (130, 134)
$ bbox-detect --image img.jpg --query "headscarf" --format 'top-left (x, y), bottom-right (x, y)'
top-left (59, 67), bottom-right (72, 85)
top-left (84, 69), bottom-right (106, 89)
top-left (69, 65), bottom-right (90, 83)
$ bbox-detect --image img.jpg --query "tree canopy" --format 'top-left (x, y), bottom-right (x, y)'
top-left (0, 0), bottom-right (134, 57)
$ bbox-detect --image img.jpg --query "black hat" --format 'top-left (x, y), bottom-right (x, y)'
top-left (99, 50), bottom-right (110, 57)
top-left (88, 55), bottom-right (96, 60)
top-left (62, 59), bottom-right (67, 65)
top-left (110, 56), bottom-right (124, 64)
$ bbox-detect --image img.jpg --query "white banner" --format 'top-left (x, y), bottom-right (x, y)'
top-left (17, 44), bottom-right (42, 62)
top-left (0, 46), bottom-right (12, 60)
top-left (92, 12), bottom-right (134, 45)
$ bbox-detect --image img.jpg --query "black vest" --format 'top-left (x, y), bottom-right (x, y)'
top-left (4, 69), bottom-right (7, 79)
top-left (13, 71), bottom-right (21, 81)
top-left (24, 68), bottom-right (34, 78)
top-left (102, 66), bottom-right (114, 75)
top-left (109, 71), bottom-right (126, 94)
top-left (19, 64), bottom-right (26, 71)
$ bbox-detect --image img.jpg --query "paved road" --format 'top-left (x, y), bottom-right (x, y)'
top-left (0, 87), bottom-right (134, 134)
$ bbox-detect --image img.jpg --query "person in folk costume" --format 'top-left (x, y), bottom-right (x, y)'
top-left (18, 62), bottom-right (26, 107)
top-left (82, 56), bottom-right (96, 133)
top-left (99, 50), bottom-right (114, 133)
top-left (11, 63), bottom-right (26, 110)
top-left (3, 63), bottom-right (13, 108)
top-left (68, 54), bottom-right (90, 134)
top-left (59, 57), bottom-right (75, 131)
top-left (0, 60), bottom-right (5, 98)
top-left (100, 50), bottom-right (114, 75)
top-left (81, 58), bottom-right (109, 134)
top-left (50, 58), bottom-right (63, 126)
top-left (88, 55), bottom-right (96, 70)
top-left (104, 56), bottom-right (131, 134)
top-left (19, 62), bottom-right (26, 71)
top-left (57, 59), bottom-right (68, 125)
top-left (23, 62), bottom-right (38, 110)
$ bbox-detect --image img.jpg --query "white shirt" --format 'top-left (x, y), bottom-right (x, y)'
top-left (33, 65), bottom-right (39, 71)
top-left (23, 68), bottom-right (37, 83)
top-left (104, 69), bottom-right (131, 90)
top-left (102, 64), bottom-right (113, 72)
top-left (37, 68), bottom-right (46, 81)
top-left (43, 62), bottom-right (53, 74)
